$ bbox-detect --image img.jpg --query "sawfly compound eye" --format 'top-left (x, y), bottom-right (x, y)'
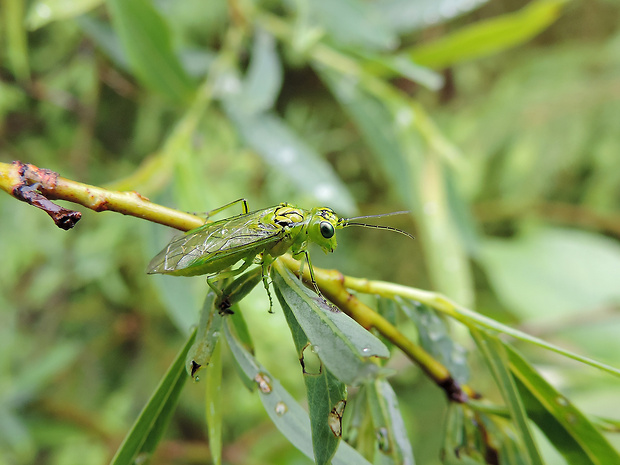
top-left (320, 221), bottom-right (335, 239)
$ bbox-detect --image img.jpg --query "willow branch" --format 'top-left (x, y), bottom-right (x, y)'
top-left (0, 161), bottom-right (203, 231)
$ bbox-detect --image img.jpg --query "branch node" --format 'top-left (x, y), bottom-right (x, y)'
top-left (439, 376), bottom-right (469, 403)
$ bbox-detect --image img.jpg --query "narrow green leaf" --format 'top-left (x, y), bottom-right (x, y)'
top-left (305, 369), bottom-right (347, 465)
top-left (408, 0), bottom-right (568, 69)
top-left (228, 305), bottom-right (254, 354)
top-left (507, 344), bottom-right (620, 465)
top-left (374, 0), bottom-right (490, 34)
top-left (229, 28), bottom-right (283, 115)
top-left (480, 226), bottom-right (620, 322)
top-left (215, 267), bottom-right (263, 313)
top-left (344, 386), bottom-right (375, 459)
top-left (26, 0), bottom-right (103, 30)
top-left (442, 404), bottom-right (487, 465)
top-left (77, 16), bottom-right (130, 70)
top-left (205, 340), bottom-right (223, 465)
top-left (376, 298), bottom-right (398, 353)
top-left (307, 0), bottom-right (398, 51)
top-left (226, 307), bottom-right (256, 392)
top-left (111, 330), bottom-right (195, 465)
top-left (319, 68), bottom-right (413, 206)
top-left (441, 300), bottom-right (620, 378)
top-left (144, 274), bottom-right (201, 334)
top-left (471, 329), bottom-right (544, 465)
top-left (444, 170), bottom-right (481, 257)
top-left (478, 413), bottom-right (531, 465)
top-left (8, 342), bottom-right (80, 406)
top-left (272, 261), bottom-right (390, 386)
top-left (106, 0), bottom-right (196, 104)
top-left (186, 291), bottom-right (222, 380)
top-left (223, 107), bottom-right (356, 214)
top-left (280, 287), bottom-right (347, 465)
top-left (399, 299), bottom-right (470, 385)
top-left (360, 52), bottom-right (444, 90)
top-left (416, 153), bottom-right (475, 307)
top-left (4, 0), bottom-right (30, 80)
top-left (224, 320), bottom-right (372, 465)
top-left (366, 379), bottom-right (415, 465)
top-left (0, 405), bottom-right (32, 457)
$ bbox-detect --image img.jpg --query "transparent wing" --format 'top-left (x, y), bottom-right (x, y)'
top-left (147, 209), bottom-right (282, 274)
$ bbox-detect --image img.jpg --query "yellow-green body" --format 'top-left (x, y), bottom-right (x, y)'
top-left (147, 203), bottom-right (340, 278)
top-left (148, 201), bottom-right (410, 310)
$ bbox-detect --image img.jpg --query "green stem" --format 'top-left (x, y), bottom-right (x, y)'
top-left (342, 275), bottom-right (620, 378)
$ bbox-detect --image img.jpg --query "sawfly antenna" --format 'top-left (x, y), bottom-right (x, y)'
top-left (339, 211), bottom-right (414, 239)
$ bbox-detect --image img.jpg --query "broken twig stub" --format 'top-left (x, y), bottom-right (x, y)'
top-left (11, 161), bottom-right (82, 230)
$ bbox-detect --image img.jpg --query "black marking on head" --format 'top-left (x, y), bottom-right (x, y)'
top-left (318, 208), bottom-right (335, 219)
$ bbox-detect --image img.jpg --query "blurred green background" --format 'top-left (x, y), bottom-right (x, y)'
top-left (1, 0), bottom-right (620, 463)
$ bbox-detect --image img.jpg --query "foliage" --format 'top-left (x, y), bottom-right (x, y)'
top-left (2, 0), bottom-right (620, 464)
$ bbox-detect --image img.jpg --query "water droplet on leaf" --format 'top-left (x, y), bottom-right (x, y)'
top-left (134, 453), bottom-right (150, 465)
top-left (254, 372), bottom-right (273, 394)
top-left (275, 401), bottom-right (288, 416)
